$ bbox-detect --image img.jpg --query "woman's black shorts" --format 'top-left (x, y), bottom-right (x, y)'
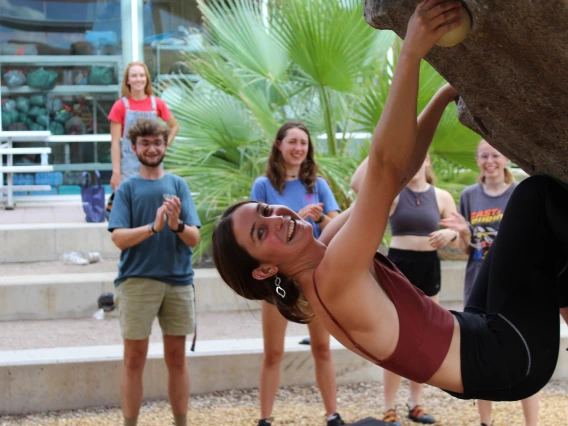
top-left (445, 308), bottom-right (559, 402)
top-left (387, 248), bottom-right (441, 297)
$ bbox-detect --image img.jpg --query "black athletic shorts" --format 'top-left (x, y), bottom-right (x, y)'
top-left (445, 306), bottom-right (559, 402)
top-left (387, 248), bottom-right (441, 297)
top-left (441, 177), bottom-right (566, 401)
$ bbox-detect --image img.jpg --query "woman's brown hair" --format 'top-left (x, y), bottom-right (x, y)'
top-left (425, 164), bottom-right (436, 185)
top-left (478, 168), bottom-right (514, 185)
top-left (266, 121), bottom-right (318, 194)
top-left (121, 62), bottom-right (153, 97)
top-left (212, 201), bottom-right (314, 324)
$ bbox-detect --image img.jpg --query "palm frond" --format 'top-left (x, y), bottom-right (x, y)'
top-left (162, 0), bottom-right (480, 260)
top-left (268, 0), bottom-right (378, 92)
top-left (430, 104), bottom-right (480, 170)
top-left (198, 0), bottom-right (289, 81)
top-left (316, 155), bottom-right (359, 208)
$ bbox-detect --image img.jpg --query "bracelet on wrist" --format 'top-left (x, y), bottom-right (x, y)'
top-left (315, 215), bottom-right (325, 224)
top-left (450, 229), bottom-right (458, 242)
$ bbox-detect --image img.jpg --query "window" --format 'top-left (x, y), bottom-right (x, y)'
top-left (142, 0), bottom-right (203, 82)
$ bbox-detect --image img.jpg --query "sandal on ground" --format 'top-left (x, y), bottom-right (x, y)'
top-left (382, 408), bottom-right (402, 426)
top-left (407, 405), bottom-right (436, 424)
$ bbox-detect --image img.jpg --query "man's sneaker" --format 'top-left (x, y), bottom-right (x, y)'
top-left (63, 252), bottom-right (89, 265)
top-left (327, 413), bottom-right (345, 426)
top-left (258, 419), bottom-right (272, 426)
top-left (407, 405), bottom-right (436, 424)
top-left (382, 409), bottom-right (402, 426)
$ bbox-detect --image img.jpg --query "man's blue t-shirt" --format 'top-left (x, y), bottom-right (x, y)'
top-left (108, 173), bottom-right (201, 286)
top-left (250, 176), bottom-right (340, 239)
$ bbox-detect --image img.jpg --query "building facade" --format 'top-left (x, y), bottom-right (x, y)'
top-left (0, 0), bottom-right (201, 195)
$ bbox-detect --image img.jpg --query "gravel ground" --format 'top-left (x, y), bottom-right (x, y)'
top-left (1, 381), bottom-right (567, 426)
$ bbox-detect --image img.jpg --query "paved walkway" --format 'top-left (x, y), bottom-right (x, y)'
top-left (0, 297), bottom-right (464, 351)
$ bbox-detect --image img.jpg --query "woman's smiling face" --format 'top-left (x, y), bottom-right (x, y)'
top-left (476, 140), bottom-right (509, 181)
top-left (277, 127), bottom-right (310, 169)
top-left (127, 65), bottom-right (147, 92)
top-left (230, 202), bottom-right (312, 265)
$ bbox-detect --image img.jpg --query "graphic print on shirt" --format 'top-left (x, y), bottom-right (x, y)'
top-left (469, 208), bottom-right (504, 261)
top-left (304, 193), bottom-right (316, 204)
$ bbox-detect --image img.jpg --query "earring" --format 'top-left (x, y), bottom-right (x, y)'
top-left (274, 276), bottom-right (286, 298)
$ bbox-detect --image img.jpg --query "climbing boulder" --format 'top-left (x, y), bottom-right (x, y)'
top-left (364, 0), bottom-right (568, 184)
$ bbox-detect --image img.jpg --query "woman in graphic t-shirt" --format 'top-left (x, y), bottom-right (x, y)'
top-left (108, 62), bottom-right (179, 190)
top-left (441, 140), bottom-right (538, 426)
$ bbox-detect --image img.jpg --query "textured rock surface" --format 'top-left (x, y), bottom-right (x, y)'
top-left (364, 0), bottom-right (568, 184)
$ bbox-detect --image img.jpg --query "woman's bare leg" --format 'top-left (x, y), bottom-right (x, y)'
top-left (383, 370), bottom-right (402, 411)
top-left (521, 394), bottom-right (539, 426)
top-left (477, 400), bottom-right (492, 425)
top-left (259, 302), bottom-right (289, 419)
top-left (307, 315), bottom-right (338, 416)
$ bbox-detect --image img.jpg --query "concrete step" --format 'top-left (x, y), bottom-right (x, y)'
top-left (0, 336), bottom-right (381, 416)
top-left (0, 269), bottom-right (255, 321)
top-left (0, 261), bottom-right (467, 321)
top-left (0, 222), bottom-right (119, 263)
top-left (2, 325), bottom-right (568, 416)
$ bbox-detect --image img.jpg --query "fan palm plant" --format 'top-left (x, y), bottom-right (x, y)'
top-left (161, 0), bottom-right (481, 258)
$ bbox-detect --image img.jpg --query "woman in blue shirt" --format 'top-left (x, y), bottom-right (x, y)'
top-left (250, 121), bottom-right (343, 426)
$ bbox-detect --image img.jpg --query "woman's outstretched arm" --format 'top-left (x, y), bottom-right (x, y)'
top-left (405, 83), bottom-right (458, 183)
top-left (322, 0), bottom-right (463, 280)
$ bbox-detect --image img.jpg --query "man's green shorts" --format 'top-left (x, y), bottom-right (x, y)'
top-left (115, 277), bottom-right (195, 340)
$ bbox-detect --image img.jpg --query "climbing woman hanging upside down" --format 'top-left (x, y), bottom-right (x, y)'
top-left (212, 0), bottom-right (568, 402)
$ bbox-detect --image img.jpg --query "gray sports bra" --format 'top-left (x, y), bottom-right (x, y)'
top-left (390, 185), bottom-right (440, 237)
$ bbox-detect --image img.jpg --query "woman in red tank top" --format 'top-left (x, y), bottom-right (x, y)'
top-left (351, 155), bottom-right (458, 425)
top-left (212, 0), bottom-right (568, 406)
top-left (212, 0), bottom-right (466, 393)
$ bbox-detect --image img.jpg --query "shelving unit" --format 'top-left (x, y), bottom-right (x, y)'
top-left (0, 55), bottom-right (121, 192)
top-left (0, 55), bottom-right (121, 97)
top-left (1, 85), bottom-right (119, 95)
top-left (0, 55), bottom-right (122, 66)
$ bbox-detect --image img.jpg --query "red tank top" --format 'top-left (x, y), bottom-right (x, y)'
top-left (313, 252), bottom-right (455, 383)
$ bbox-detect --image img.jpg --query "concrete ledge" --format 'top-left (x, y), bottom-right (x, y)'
top-left (0, 337), bottom-right (381, 415)
top-left (0, 269), bottom-right (256, 320)
top-left (0, 222), bottom-right (120, 263)
top-left (2, 325), bottom-right (568, 416)
top-left (0, 262), bottom-right (465, 321)
top-left (440, 260), bottom-right (466, 303)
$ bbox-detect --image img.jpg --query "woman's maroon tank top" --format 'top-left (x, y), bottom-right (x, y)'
top-left (313, 252), bottom-right (455, 383)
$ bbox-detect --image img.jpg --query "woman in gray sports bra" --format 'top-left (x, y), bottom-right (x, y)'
top-left (351, 155), bottom-right (458, 425)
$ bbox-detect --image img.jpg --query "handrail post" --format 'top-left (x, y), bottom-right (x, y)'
top-left (6, 136), bottom-right (14, 209)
